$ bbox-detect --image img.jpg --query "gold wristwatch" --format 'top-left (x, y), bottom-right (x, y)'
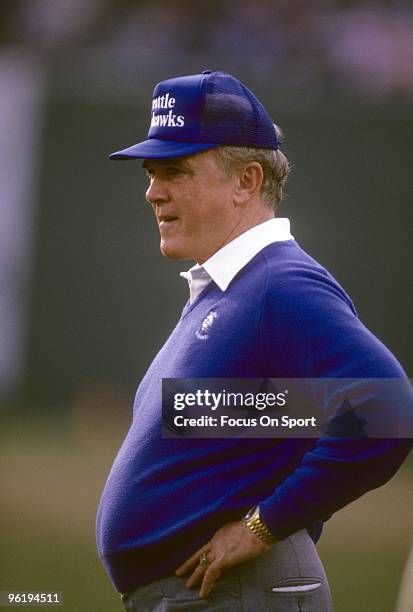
top-left (244, 505), bottom-right (276, 544)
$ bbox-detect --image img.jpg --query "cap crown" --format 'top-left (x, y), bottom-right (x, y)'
top-left (109, 70), bottom-right (279, 159)
top-left (148, 71), bottom-right (279, 149)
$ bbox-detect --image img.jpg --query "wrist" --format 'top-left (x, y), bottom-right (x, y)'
top-left (244, 505), bottom-right (276, 545)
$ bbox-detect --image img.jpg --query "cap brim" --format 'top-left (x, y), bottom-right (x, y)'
top-left (109, 139), bottom-right (220, 160)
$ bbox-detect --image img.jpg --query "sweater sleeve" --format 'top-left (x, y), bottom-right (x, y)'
top-left (258, 260), bottom-right (413, 540)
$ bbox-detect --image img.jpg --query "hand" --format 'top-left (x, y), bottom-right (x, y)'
top-left (175, 520), bottom-right (273, 598)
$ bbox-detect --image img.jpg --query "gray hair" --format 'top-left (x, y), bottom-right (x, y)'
top-left (213, 125), bottom-right (290, 212)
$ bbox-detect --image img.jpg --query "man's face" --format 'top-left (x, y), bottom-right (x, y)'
top-left (143, 150), bottom-right (241, 264)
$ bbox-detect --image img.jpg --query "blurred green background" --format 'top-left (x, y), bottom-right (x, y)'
top-left (1, 2), bottom-right (412, 611)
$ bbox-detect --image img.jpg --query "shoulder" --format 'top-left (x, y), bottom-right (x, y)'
top-left (257, 241), bottom-right (357, 316)
top-left (256, 242), bottom-right (405, 378)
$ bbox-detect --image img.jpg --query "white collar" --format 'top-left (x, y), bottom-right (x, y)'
top-left (180, 218), bottom-right (293, 303)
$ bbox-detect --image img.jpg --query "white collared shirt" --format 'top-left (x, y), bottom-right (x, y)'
top-left (180, 217), bottom-right (294, 303)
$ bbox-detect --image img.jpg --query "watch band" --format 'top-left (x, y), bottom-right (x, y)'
top-left (244, 505), bottom-right (276, 545)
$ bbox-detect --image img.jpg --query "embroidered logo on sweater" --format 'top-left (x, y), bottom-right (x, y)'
top-left (196, 311), bottom-right (218, 341)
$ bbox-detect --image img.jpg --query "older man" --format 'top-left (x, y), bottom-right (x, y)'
top-left (96, 71), bottom-right (411, 611)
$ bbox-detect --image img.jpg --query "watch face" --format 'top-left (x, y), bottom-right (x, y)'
top-left (245, 505), bottom-right (258, 521)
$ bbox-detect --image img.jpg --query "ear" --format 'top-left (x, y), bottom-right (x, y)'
top-left (233, 162), bottom-right (264, 206)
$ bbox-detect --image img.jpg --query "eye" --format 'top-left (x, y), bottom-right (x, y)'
top-left (143, 164), bottom-right (188, 181)
top-left (167, 166), bottom-right (185, 178)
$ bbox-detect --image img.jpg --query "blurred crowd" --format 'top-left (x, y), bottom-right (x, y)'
top-left (1, 0), bottom-right (413, 102)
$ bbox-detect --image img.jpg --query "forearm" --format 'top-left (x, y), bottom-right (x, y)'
top-left (260, 437), bottom-right (412, 540)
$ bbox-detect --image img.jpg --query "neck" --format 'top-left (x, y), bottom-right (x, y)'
top-left (196, 208), bottom-right (274, 265)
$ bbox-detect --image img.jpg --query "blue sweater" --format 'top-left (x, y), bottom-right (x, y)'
top-left (96, 240), bottom-right (412, 593)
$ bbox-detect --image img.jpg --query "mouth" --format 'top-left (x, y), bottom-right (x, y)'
top-left (158, 215), bottom-right (179, 226)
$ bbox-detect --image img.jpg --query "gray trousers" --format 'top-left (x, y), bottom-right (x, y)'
top-left (120, 530), bottom-right (333, 611)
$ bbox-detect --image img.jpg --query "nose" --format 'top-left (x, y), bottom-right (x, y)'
top-left (145, 176), bottom-right (170, 207)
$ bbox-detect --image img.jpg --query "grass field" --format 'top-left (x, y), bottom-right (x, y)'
top-left (1, 407), bottom-right (412, 611)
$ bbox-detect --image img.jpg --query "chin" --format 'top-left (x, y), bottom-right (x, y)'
top-left (160, 240), bottom-right (193, 261)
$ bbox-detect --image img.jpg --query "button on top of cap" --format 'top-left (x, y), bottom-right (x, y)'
top-left (202, 70), bottom-right (212, 74)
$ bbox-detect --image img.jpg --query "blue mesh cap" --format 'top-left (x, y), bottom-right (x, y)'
top-left (109, 70), bottom-right (279, 159)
